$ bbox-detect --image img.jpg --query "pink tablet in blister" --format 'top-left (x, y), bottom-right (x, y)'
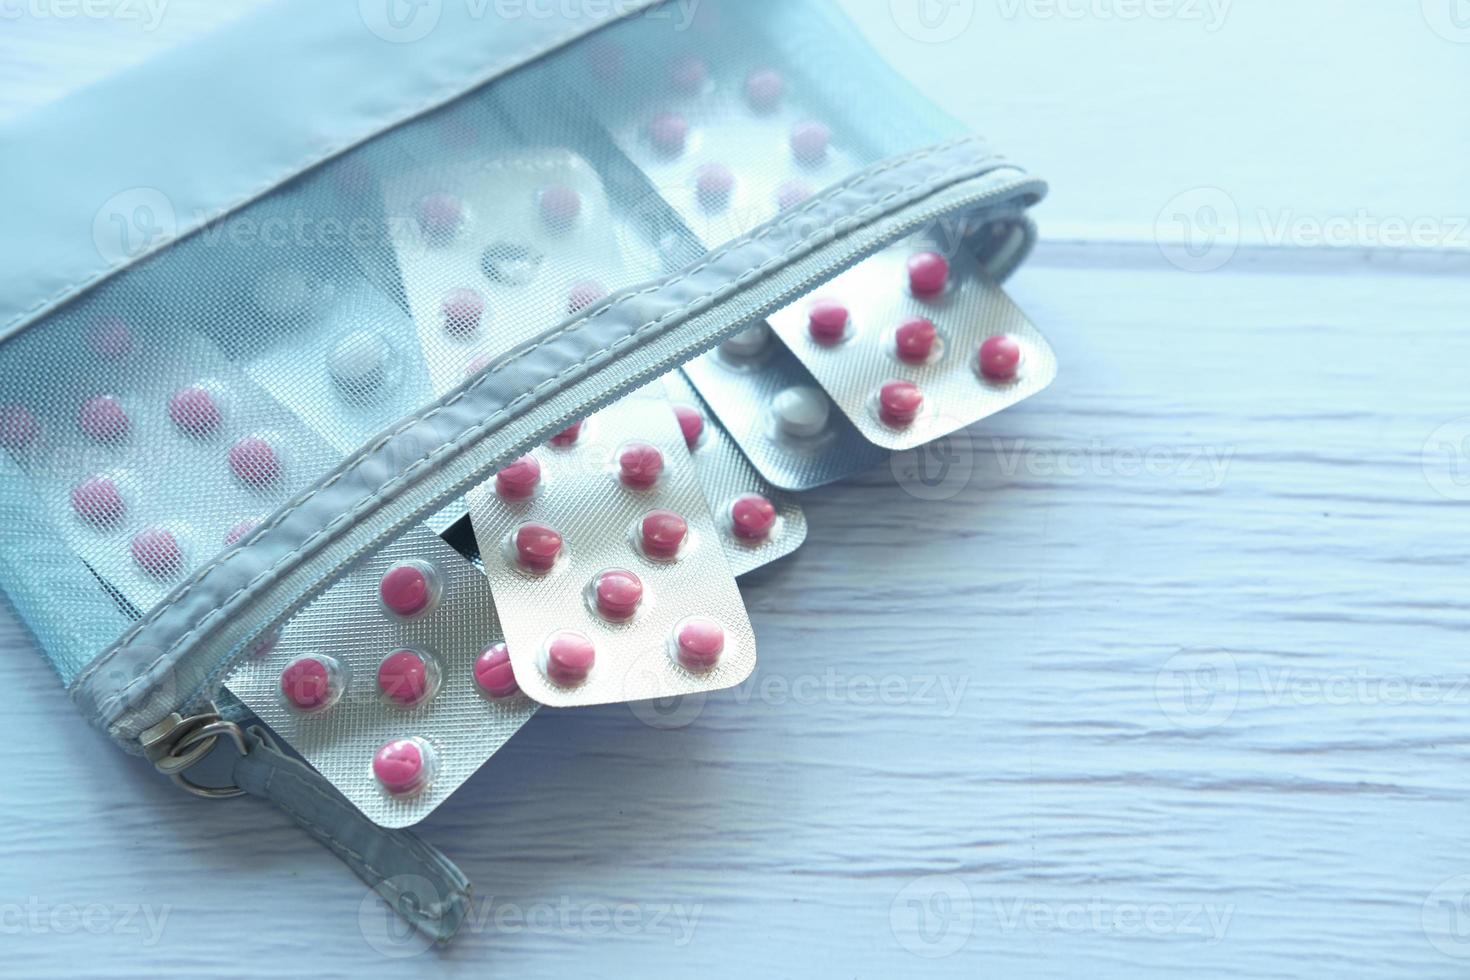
top-left (87, 315), bottom-right (133, 361)
top-left (380, 560), bottom-right (438, 618)
top-left (229, 435), bottom-right (281, 488)
top-left (673, 618), bottom-right (725, 672)
top-left (495, 455), bottom-right (542, 500)
top-left (169, 385), bottom-right (222, 438)
top-left (467, 391), bottom-right (755, 709)
top-left (79, 395), bottom-right (129, 443)
top-left (979, 334), bottom-right (1022, 382)
top-left (130, 527), bottom-right (183, 579)
top-left (280, 655), bottom-right (342, 713)
top-left (373, 737), bottom-right (434, 796)
top-left (377, 649), bottom-right (438, 707)
top-left (71, 475), bottom-right (125, 528)
top-left (549, 420), bottom-right (584, 447)
top-left (441, 288), bottom-right (484, 338)
top-left (474, 643), bottom-right (520, 699)
top-left (538, 184), bottom-right (582, 230)
top-left (729, 494), bottom-right (777, 542)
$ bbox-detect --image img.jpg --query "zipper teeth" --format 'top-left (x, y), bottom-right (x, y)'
top-left (184, 172), bottom-right (1039, 714)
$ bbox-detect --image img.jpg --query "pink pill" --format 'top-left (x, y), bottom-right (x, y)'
top-left (495, 454), bottom-right (541, 500)
top-left (647, 112), bottom-right (689, 156)
top-left (71, 475), bottom-right (125, 528)
top-left (673, 404), bottom-right (704, 449)
top-left (544, 630), bottom-right (595, 686)
top-left (669, 55), bottom-right (706, 93)
top-left (907, 251), bottom-right (950, 296)
top-left (130, 527), bottom-right (182, 579)
top-left (442, 288), bottom-right (484, 338)
top-left (790, 121), bottom-right (831, 164)
top-left (223, 519), bottom-right (259, 547)
top-left (539, 184), bottom-right (582, 230)
top-left (594, 568), bottom-right (643, 620)
top-left (229, 436), bottom-right (281, 488)
top-left (619, 442), bottom-right (665, 489)
top-left (373, 738), bottom-right (431, 795)
top-left (674, 618), bottom-right (725, 671)
top-left (378, 649), bottom-right (433, 706)
top-left (380, 561), bottom-right (436, 618)
top-left (745, 68), bottom-right (784, 111)
top-left (87, 315), bottom-right (133, 361)
top-left (474, 643), bottom-right (520, 699)
top-left (548, 420), bottom-right (584, 447)
top-left (895, 317), bottom-right (938, 363)
top-left (169, 385), bottom-right (221, 437)
top-left (879, 380), bottom-right (924, 427)
top-left (777, 181), bottom-right (813, 211)
top-left (807, 299), bottom-right (849, 344)
top-left (640, 509), bottom-right (688, 560)
top-left (280, 657), bottom-right (336, 712)
top-left (465, 352), bottom-right (493, 377)
top-left (979, 334), bottom-right (1022, 381)
top-left (567, 280), bottom-right (608, 314)
top-left (417, 193), bottom-right (462, 240)
top-left (515, 523), bottom-right (563, 573)
top-left (0, 404), bottom-right (38, 451)
top-left (730, 494), bottom-right (777, 541)
top-left (695, 163), bottom-right (735, 210)
top-left (79, 395), bottom-right (129, 443)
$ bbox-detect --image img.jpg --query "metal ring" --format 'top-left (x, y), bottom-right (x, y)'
top-left (164, 719), bottom-right (249, 799)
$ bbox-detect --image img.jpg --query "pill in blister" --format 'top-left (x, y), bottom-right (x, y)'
top-left (543, 630), bottom-right (595, 686)
top-left (79, 394), bottom-right (129, 443)
top-left (549, 420), bottom-right (584, 447)
top-left (744, 67), bottom-right (784, 112)
top-left (441, 288), bottom-right (484, 339)
top-left (169, 385), bottom-right (221, 438)
top-left (280, 655), bottom-right (344, 712)
top-left (495, 455), bottom-right (542, 500)
top-left (417, 193), bottom-right (463, 241)
top-left (669, 55), bottom-right (706, 94)
top-left (229, 435), bottom-right (281, 488)
top-left (538, 184), bottom-right (582, 231)
top-left (673, 404), bottom-right (704, 449)
top-left (372, 737), bottom-right (435, 796)
top-left (130, 527), bottom-right (183, 579)
top-left (567, 280), bottom-right (608, 314)
top-left (696, 163), bottom-right (735, 210)
top-left (474, 642), bottom-right (520, 699)
top-left (730, 494), bottom-right (777, 542)
top-left (71, 475), bottom-right (125, 527)
top-left (907, 251), bottom-right (950, 297)
top-left (328, 330), bottom-right (392, 402)
top-left (379, 560), bottom-right (439, 618)
top-left (592, 568), bottom-right (643, 621)
top-left (878, 379), bottom-right (924, 428)
top-left (647, 111), bottom-right (689, 156)
top-left (719, 323), bottom-right (772, 359)
top-left (790, 121), bottom-right (831, 165)
top-left (618, 442), bottom-right (665, 489)
top-left (377, 649), bottom-right (438, 707)
top-left (639, 509), bottom-right (688, 561)
top-left (0, 404), bottom-right (38, 451)
top-left (772, 385), bottom-right (830, 439)
top-left (895, 317), bottom-right (938, 364)
top-left (808, 299), bottom-right (849, 345)
top-left (777, 181), bottom-right (813, 211)
top-left (514, 522), bottom-right (563, 573)
top-left (224, 519), bottom-right (259, 547)
top-left (87, 315), bottom-right (133, 361)
top-left (979, 334), bottom-right (1022, 382)
top-left (672, 618), bottom-right (725, 672)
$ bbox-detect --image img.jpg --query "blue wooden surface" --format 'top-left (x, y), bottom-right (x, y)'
top-left (2, 3), bottom-right (1468, 977)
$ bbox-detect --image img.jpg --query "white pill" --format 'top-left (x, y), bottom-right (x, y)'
top-left (772, 385), bottom-right (830, 438)
top-left (720, 323), bottom-right (772, 358)
top-left (329, 330), bottom-right (391, 398)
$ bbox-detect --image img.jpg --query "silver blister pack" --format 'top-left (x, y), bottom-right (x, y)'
top-left (660, 369), bottom-right (806, 575)
top-left (5, 332), bottom-right (329, 611)
top-left (384, 150), bottom-right (632, 395)
top-left (681, 328), bottom-right (889, 492)
top-left (467, 388), bottom-right (756, 708)
top-left (766, 237), bottom-right (1058, 450)
top-left (224, 524), bottom-right (538, 828)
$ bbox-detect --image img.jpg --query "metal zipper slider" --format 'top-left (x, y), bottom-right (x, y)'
top-left (139, 705), bottom-right (248, 799)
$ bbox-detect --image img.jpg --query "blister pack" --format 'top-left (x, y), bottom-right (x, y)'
top-left (766, 238), bottom-right (1057, 450)
top-left (224, 523), bottom-right (537, 828)
top-left (680, 329), bottom-right (889, 491)
top-left (660, 370), bottom-right (806, 574)
top-left (467, 388), bottom-right (755, 708)
top-left (383, 150), bottom-right (635, 395)
top-left (2, 328), bottom-right (327, 611)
